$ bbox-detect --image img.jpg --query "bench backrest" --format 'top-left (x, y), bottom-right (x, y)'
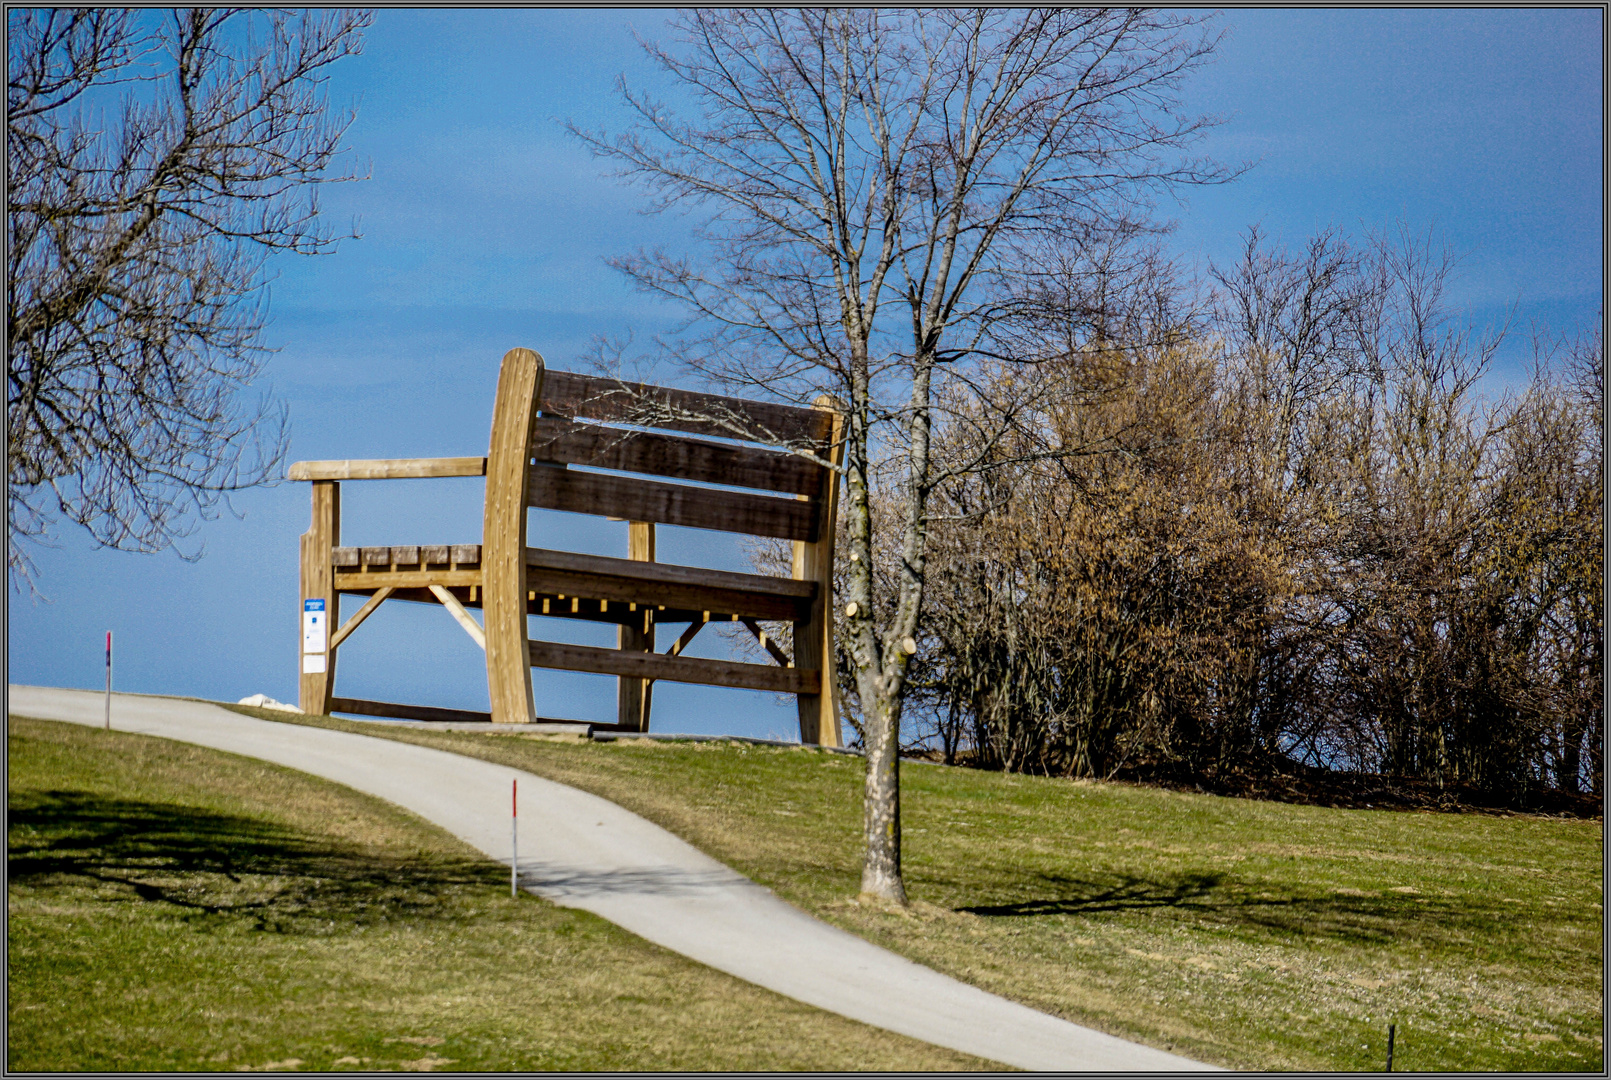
top-left (525, 369), bottom-right (839, 543)
top-left (478, 349), bottom-right (843, 731)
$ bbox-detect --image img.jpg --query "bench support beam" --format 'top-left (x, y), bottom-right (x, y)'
top-left (429, 584), bottom-right (487, 650)
top-left (793, 396), bottom-right (845, 747)
top-left (616, 521), bottom-right (655, 732)
top-left (299, 480), bottom-right (340, 715)
top-left (331, 586), bottom-right (393, 650)
top-left (483, 348), bottom-right (543, 722)
top-left (741, 617), bottom-right (794, 668)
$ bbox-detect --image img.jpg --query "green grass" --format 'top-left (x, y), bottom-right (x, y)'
top-left (232, 706), bottom-right (1604, 1072)
top-left (6, 716), bottom-right (991, 1072)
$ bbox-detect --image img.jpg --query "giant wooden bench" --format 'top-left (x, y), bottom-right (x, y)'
top-left (290, 348), bottom-right (845, 745)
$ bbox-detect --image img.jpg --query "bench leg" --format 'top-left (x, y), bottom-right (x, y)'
top-left (793, 605), bottom-right (839, 746)
top-left (483, 347), bottom-right (543, 723)
top-left (794, 396), bottom-right (845, 747)
top-left (793, 534), bottom-right (841, 746)
top-left (617, 521), bottom-right (655, 731)
top-left (299, 480), bottom-right (340, 715)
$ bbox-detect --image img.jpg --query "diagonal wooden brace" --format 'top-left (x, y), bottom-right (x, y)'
top-left (666, 618), bottom-right (706, 658)
top-left (739, 617), bottom-right (793, 668)
top-left (330, 587), bottom-right (394, 649)
top-left (429, 584), bottom-right (487, 650)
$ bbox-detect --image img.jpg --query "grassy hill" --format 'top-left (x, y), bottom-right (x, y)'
top-left (6, 716), bottom-right (987, 1071)
top-left (235, 706), bottom-right (1604, 1072)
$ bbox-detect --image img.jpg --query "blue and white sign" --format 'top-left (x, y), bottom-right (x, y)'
top-left (302, 598), bottom-right (327, 654)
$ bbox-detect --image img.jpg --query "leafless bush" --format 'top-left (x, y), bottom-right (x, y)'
top-left (907, 226), bottom-right (1602, 801)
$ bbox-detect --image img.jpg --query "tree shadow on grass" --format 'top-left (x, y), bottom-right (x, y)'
top-left (8, 788), bottom-right (500, 934)
top-left (961, 871), bottom-right (1228, 917)
top-left (956, 869), bottom-right (1525, 951)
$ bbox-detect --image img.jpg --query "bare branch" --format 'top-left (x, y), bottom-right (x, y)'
top-left (7, 8), bottom-right (370, 590)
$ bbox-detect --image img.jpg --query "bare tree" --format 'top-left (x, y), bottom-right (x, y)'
top-left (7, 8), bottom-right (369, 588)
top-left (912, 225), bottom-right (1601, 809)
top-left (576, 8), bottom-right (1229, 902)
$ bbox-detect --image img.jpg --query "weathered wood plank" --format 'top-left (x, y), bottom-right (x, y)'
top-left (525, 546), bottom-right (812, 597)
top-left (329, 696), bottom-right (492, 724)
top-left (541, 370), bottom-right (831, 448)
top-left (289, 457), bottom-right (487, 481)
top-left (341, 544), bottom-right (480, 570)
top-left (525, 575), bottom-right (799, 623)
top-left (523, 564), bottom-right (809, 623)
top-left (527, 639), bottom-right (819, 695)
top-left (529, 416), bottom-right (822, 498)
top-left (337, 545), bottom-right (481, 567)
top-left (527, 466), bottom-right (817, 541)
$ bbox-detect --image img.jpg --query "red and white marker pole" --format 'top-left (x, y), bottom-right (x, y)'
top-left (104, 631), bottom-right (112, 730)
top-left (511, 778), bottom-right (518, 898)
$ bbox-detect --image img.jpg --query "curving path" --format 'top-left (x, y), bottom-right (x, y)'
top-left (7, 685), bottom-right (1214, 1072)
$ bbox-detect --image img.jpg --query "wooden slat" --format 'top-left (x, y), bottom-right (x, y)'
top-left (523, 551), bottom-right (810, 623)
top-left (527, 466), bottom-right (817, 542)
top-left (338, 545), bottom-right (480, 567)
top-left (527, 639), bottom-right (818, 695)
top-left (335, 569), bottom-right (482, 590)
top-left (522, 571), bottom-right (798, 623)
top-left (529, 416), bottom-right (822, 498)
top-left (329, 696), bottom-right (492, 723)
top-left (337, 585), bottom-right (714, 626)
top-left (289, 457), bottom-right (487, 481)
top-left (541, 370), bottom-right (831, 448)
top-left (526, 546), bottom-right (812, 598)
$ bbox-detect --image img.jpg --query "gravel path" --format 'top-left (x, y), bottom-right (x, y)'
top-left (8, 685), bottom-right (1214, 1072)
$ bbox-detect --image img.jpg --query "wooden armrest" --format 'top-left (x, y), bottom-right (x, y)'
top-left (289, 457), bottom-right (488, 481)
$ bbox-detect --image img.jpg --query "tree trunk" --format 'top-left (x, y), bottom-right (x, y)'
top-left (860, 685), bottom-right (906, 903)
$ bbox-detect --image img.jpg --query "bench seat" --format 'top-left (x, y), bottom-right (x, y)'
top-left (330, 543), bottom-right (812, 625)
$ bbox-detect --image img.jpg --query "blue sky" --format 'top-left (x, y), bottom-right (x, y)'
top-left (10, 9), bottom-right (1603, 739)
